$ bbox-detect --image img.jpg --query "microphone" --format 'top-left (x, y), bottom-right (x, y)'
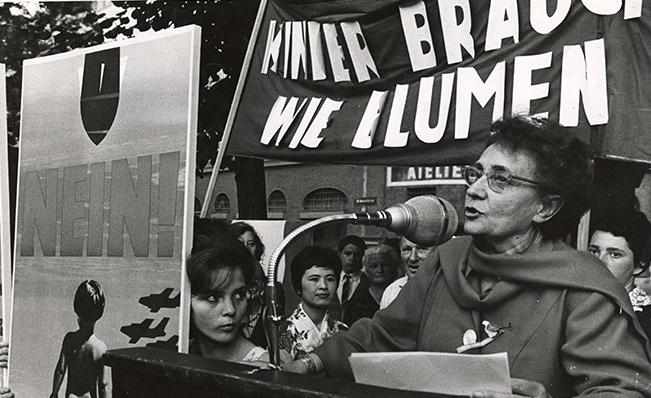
top-left (263, 195), bottom-right (457, 366)
top-left (353, 195), bottom-right (458, 247)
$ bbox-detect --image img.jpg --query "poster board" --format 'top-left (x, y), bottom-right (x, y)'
top-left (10, 26), bottom-right (200, 396)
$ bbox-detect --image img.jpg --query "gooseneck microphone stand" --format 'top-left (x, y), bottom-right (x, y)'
top-left (263, 195), bottom-right (458, 366)
top-left (263, 212), bottom-right (393, 366)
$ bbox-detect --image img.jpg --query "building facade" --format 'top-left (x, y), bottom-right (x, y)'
top-left (195, 161), bottom-right (469, 248)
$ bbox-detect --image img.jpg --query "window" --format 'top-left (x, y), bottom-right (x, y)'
top-left (268, 190), bottom-right (286, 213)
top-left (304, 188), bottom-right (346, 211)
top-left (214, 193), bottom-right (230, 213)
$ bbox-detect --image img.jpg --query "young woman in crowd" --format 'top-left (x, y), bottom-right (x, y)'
top-left (279, 246), bottom-right (347, 360)
top-left (589, 210), bottom-right (651, 336)
top-left (229, 222), bottom-right (283, 348)
top-left (187, 238), bottom-right (289, 365)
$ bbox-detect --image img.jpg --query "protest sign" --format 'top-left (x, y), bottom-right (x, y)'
top-left (222, 0), bottom-right (651, 166)
top-left (11, 26), bottom-right (200, 396)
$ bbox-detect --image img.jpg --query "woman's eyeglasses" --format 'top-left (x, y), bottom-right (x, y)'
top-left (462, 165), bottom-right (556, 193)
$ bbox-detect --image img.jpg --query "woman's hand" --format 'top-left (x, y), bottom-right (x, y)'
top-left (281, 358), bottom-right (312, 374)
top-left (471, 378), bottom-right (551, 398)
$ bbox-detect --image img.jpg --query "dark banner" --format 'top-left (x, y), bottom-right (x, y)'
top-left (225, 0), bottom-right (651, 165)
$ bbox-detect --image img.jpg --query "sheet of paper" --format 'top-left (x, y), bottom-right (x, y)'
top-left (349, 351), bottom-right (510, 396)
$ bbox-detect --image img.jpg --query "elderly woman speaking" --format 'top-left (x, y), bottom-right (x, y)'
top-left (284, 116), bottom-right (651, 397)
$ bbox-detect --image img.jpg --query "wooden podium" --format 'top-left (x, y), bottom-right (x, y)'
top-left (105, 348), bottom-right (453, 398)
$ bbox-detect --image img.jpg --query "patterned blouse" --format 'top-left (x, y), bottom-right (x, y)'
top-left (279, 303), bottom-right (347, 360)
top-left (630, 287), bottom-right (651, 312)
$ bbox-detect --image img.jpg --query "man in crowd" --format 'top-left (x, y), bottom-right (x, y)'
top-left (379, 237), bottom-right (437, 309)
top-left (336, 235), bottom-right (367, 314)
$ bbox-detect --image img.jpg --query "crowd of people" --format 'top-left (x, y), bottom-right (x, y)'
top-left (2, 114), bottom-right (650, 398)
top-left (189, 221), bottom-right (416, 365)
top-left (280, 115), bottom-right (651, 397)
top-left (182, 115), bottom-right (651, 397)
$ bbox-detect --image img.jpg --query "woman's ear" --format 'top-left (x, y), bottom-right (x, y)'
top-left (533, 194), bottom-right (564, 224)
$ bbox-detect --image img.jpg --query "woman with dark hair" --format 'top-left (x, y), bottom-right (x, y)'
top-left (230, 221), bottom-right (265, 262)
top-left (589, 210), bottom-right (651, 336)
top-left (228, 222), bottom-right (278, 348)
top-left (187, 238), bottom-right (289, 364)
top-left (279, 246), bottom-right (347, 360)
top-left (285, 115), bottom-right (651, 397)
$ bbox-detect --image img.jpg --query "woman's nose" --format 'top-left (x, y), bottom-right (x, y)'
top-left (221, 297), bottom-right (236, 316)
top-left (466, 175), bottom-right (488, 198)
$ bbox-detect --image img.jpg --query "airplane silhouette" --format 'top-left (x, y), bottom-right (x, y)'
top-left (146, 335), bottom-right (179, 351)
top-left (120, 318), bottom-right (170, 344)
top-left (138, 288), bottom-right (180, 313)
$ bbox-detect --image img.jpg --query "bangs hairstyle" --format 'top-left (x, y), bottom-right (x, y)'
top-left (290, 246), bottom-right (342, 295)
top-left (488, 116), bottom-right (593, 240)
top-left (74, 280), bottom-right (105, 322)
top-left (590, 210), bottom-right (651, 269)
top-left (186, 239), bottom-right (256, 296)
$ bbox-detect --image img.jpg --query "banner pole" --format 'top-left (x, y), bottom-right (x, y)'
top-left (0, 65), bottom-right (12, 387)
top-left (200, 0), bottom-right (269, 218)
top-left (576, 210), bottom-right (590, 251)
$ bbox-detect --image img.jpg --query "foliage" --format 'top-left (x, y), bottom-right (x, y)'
top-left (108, 0), bottom-right (261, 176)
top-left (0, 2), bottom-right (111, 144)
top-left (0, 1), bottom-right (265, 217)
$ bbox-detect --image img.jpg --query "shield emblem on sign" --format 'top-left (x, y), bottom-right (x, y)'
top-left (80, 48), bottom-right (120, 145)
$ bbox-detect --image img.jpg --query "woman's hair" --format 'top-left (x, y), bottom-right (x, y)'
top-left (74, 280), bottom-right (105, 322)
top-left (186, 237), bottom-right (257, 295)
top-left (487, 115), bottom-right (593, 240)
top-left (290, 245), bottom-right (342, 295)
top-left (362, 244), bottom-right (401, 275)
top-left (192, 218), bottom-right (232, 254)
top-left (229, 222), bottom-right (265, 262)
top-left (590, 210), bottom-right (651, 269)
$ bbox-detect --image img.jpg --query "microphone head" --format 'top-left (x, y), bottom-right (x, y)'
top-left (385, 195), bottom-right (458, 247)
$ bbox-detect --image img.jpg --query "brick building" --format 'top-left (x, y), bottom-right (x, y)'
top-left (195, 161), bottom-right (468, 248)
top-left (194, 159), bottom-right (651, 250)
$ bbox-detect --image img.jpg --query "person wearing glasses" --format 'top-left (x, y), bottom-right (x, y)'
top-left (588, 210), bottom-right (651, 337)
top-left (379, 237), bottom-right (437, 309)
top-left (283, 115), bottom-right (651, 397)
